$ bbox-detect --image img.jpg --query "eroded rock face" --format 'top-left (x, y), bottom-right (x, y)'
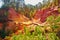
top-left (34, 6), bottom-right (59, 23)
top-left (8, 8), bottom-right (29, 22)
top-left (0, 7), bottom-right (30, 39)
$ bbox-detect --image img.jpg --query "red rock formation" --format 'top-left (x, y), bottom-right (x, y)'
top-left (34, 6), bottom-right (59, 23)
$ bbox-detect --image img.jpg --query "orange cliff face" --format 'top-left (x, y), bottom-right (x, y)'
top-left (34, 6), bottom-right (59, 23)
top-left (7, 8), bottom-right (30, 32)
top-left (8, 8), bottom-right (29, 23)
top-left (0, 7), bottom-right (30, 34)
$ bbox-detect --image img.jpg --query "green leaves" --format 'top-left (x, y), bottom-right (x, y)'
top-left (46, 16), bottom-right (54, 23)
top-left (52, 25), bottom-right (59, 29)
top-left (35, 26), bottom-right (42, 35)
top-left (55, 16), bottom-right (60, 23)
top-left (48, 33), bottom-right (59, 40)
top-left (10, 25), bottom-right (59, 40)
top-left (46, 15), bottom-right (60, 23)
top-left (24, 27), bottom-right (31, 36)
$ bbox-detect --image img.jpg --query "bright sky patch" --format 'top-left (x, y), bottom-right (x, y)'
top-left (25, 0), bottom-right (43, 6)
top-left (0, 0), bottom-right (4, 8)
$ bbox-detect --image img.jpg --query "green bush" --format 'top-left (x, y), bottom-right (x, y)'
top-left (10, 26), bottom-right (59, 40)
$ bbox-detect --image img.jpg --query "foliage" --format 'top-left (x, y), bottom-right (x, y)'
top-left (46, 15), bottom-right (60, 30)
top-left (6, 25), bottom-right (59, 40)
top-left (46, 16), bottom-right (54, 23)
top-left (48, 33), bottom-right (59, 40)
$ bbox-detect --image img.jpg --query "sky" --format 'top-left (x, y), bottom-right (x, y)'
top-left (0, 0), bottom-right (4, 8)
top-left (25, 0), bottom-right (43, 5)
top-left (0, 0), bottom-right (43, 8)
